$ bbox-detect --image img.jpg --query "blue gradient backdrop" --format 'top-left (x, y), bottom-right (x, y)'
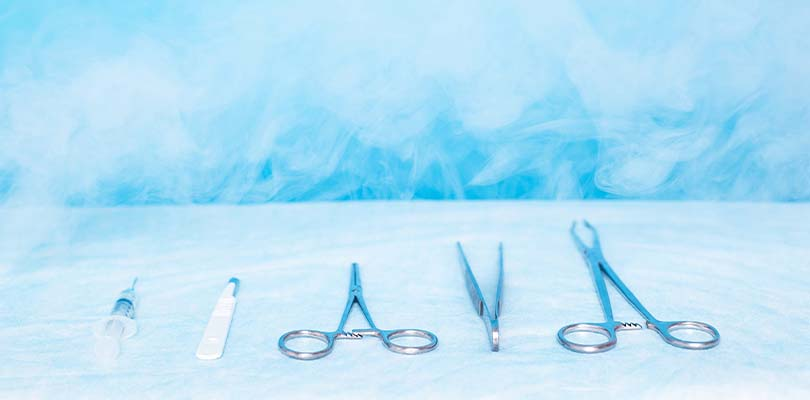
top-left (1, 1), bottom-right (808, 204)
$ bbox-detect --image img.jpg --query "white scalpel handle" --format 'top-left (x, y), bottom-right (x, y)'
top-left (196, 286), bottom-right (237, 360)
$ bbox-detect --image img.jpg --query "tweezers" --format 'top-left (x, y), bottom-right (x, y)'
top-left (456, 242), bottom-right (504, 351)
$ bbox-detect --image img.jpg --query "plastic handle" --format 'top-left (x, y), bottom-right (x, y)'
top-left (196, 295), bottom-right (237, 360)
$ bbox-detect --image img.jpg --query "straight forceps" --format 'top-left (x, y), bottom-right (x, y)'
top-left (278, 263), bottom-right (438, 360)
top-left (457, 242), bottom-right (504, 351)
top-left (558, 221), bottom-right (720, 353)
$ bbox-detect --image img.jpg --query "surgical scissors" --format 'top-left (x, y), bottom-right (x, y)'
top-left (457, 242), bottom-right (503, 351)
top-left (278, 263), bottom-right (438, 360)
top-left (558, 221), bottom-right (720, 353)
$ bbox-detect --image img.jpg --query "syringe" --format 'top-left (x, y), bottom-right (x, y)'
top-left (94, 278), bottom-right (139, 360)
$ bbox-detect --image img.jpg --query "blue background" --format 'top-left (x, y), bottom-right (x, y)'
top-left (1, 0), bottom-right (809, 204)
top-left (1, 4), bottom-right (809, 398)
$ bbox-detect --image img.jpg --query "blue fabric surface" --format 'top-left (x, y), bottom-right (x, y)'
top-left (1, 202), bottom-right (808, 398)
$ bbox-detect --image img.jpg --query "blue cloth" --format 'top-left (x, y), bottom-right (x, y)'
top-left (1, 202), bottom-right (807, 398)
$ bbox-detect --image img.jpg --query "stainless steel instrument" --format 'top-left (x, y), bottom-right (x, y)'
top-left (558, 221), bottom-right (720, 353)
top-left (278, 263), bottom-right (439, 360)
top-left (457, 242), bottom-right (504, 351)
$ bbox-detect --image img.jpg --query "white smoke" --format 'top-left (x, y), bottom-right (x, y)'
top-left (1, 0), bottom-right (808, 204)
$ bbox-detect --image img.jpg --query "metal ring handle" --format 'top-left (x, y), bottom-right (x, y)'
top-left (372, 329), bottom-right (439, 355)
top-left (278, 330), bottom-right (335, 360)
top-left (557, 322), bottom-right (617, 353)
top-left (648, 320), bottom-right (720, 350)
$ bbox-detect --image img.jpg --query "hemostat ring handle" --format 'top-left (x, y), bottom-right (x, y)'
top-left (648, 320), bottom-right (720, 350)
top-left (354, 328), bottom-right (439, 355)
top-left (557, 321), bottom-right (641, 353)
top-left (278, 330), bottom-right (341, 360)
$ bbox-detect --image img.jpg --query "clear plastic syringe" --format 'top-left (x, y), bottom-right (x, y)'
top-left (94, 278), bottom-right (139, 360)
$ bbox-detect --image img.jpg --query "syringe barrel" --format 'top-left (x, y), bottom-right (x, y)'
top-left (111, 289), bottom-right (137, 319)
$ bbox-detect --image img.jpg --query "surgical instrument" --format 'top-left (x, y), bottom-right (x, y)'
top-left (457, 242), bottom-right (504, 351)
top-left (94, 278), bottom-right (139, 360)
top-left (558, 221), bottom-right (720, 353)
top-left (196, 277), bottom-right (240, 360)
top-left (278, 263), bottom-right (438, 360)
